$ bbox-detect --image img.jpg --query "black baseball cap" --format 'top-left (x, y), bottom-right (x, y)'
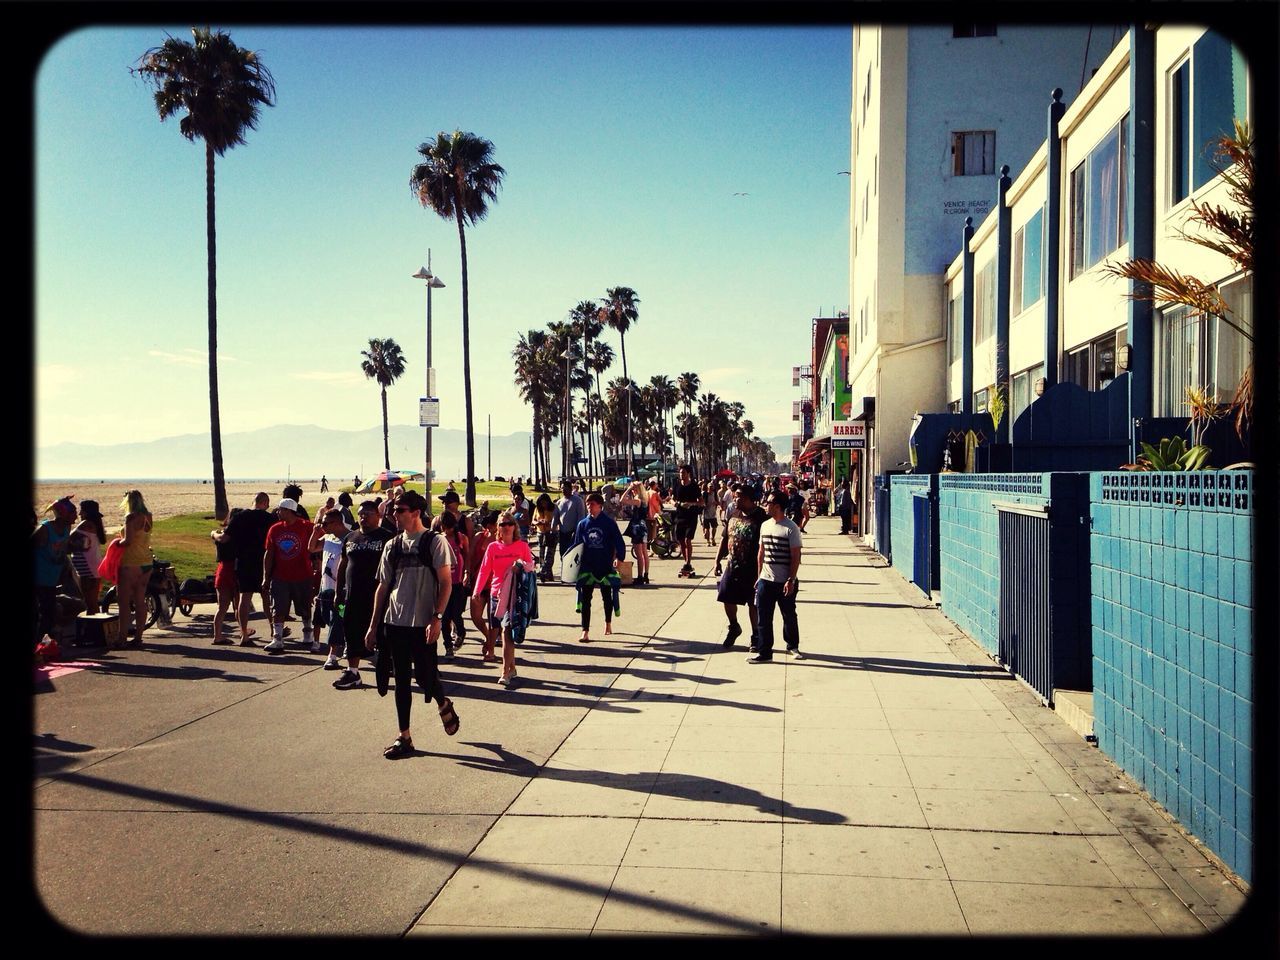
top-left (439, 490), bottom-right (461, 504)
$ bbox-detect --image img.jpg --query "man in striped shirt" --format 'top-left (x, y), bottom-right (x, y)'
top-left (748, 491), bottom-right (803, 664)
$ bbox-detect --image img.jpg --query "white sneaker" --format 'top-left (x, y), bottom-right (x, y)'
top-left (308, 639), bottom-right (323, 654)
top-left (264, 639), bottom-right (286, 654)
top-left (323, 654), bottom-right (342, 670)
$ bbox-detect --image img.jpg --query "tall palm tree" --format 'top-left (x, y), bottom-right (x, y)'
top-left (569, 300), bottom-right (601, 479)
top-left (361, 339), bottom-right (407, 470)
top-left (133, 28), bottom-right (275, 520)
top-left (410, 131), bottom-right (506, 506)
top-left (677, 372), bottom-right (700, 466)
top-left (513, 329), bottom-right (552, 486)
top-left (599, 287), bottom-right (641, 473)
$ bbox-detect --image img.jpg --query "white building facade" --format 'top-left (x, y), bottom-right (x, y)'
top-left (849, 23), bottom-right (1119, 538)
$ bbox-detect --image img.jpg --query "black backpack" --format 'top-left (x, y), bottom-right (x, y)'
top-left (387, 530), bottom-right (442, 591)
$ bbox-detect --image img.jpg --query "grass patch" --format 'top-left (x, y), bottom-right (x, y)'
top-left (150, 513), bottom-right (220, 582)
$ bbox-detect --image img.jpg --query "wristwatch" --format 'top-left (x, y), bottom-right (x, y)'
top-left (434, 611), bottom-right (444, 621)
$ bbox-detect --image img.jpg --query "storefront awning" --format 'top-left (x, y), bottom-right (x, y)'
top-left (795, 435), bottom-right (830, 464)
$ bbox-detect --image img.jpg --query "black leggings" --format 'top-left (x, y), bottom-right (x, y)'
top-left (385, 624), bottom-right (445, 731)
top-left (578, 581), bottom-right (618, 630)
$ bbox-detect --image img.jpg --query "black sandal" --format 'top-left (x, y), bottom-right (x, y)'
top-left (438, 698), bottom-right (460, 736)
top-left (383, 735), bottom-right (414, 759)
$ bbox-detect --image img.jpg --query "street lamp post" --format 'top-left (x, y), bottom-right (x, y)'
top-left (561, 347), bottom-right (573, 480)
top-left (412, 254), bottom-right (446, 513)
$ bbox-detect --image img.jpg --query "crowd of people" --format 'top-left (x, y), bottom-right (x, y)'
top-left (34, 467), bottom-right (843, 759)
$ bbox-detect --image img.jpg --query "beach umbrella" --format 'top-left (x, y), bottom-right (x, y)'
top-left (387, 468), bottom-right (424, 479)
top-left (357, 470), bottom-right (409, 493)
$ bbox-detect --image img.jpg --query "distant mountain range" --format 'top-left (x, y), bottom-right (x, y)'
top-left (37, 423), bottom-right (795, 480)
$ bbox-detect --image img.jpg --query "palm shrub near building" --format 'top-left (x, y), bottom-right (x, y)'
top-left (1105, 120), bottom-right (1254, 444)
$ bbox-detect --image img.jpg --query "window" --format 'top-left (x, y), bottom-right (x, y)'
top-left (946, 289), bottom-right (962, 364)
top-left (1065, 328), bottom-right (1127, 391)
top-left (953, 24), bottom-right (997, 38)
top-left (973, 388), bottom-right (989, 413)
top-left (974, 262), bottom-right (995, 343)
top-left (1070, 116), bottom-right (1129, 277)
top-left (1156, 274), bottom-right (1252, 416)
top-left (1169, 31), bottom-right (1248, 206)
top-left (952, 130), bottom-right (996, 176)
top-left (1010, 364), bottom-right (1046, 425)
top-left (1013, 207), bottom-right (1045, 313)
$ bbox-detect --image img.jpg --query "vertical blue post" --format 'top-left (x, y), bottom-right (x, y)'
top-left (961, 216), bottom-right (975, 414)
top-left (1044, 88), bottom-right (1065, 390)
top-left (996, 164), bottom-right (1012, 444)
top-left (1128, 26), bottom-right (1156, 443)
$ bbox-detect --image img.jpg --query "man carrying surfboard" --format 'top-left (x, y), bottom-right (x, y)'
top-left (570, 491), bottom-right (627, 643)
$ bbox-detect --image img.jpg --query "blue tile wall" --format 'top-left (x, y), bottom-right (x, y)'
top-left (1091, 470), bottom-right (1254, 883)
top-left (933, 474), bottom-right (1052, 656)
top-left (889, 476), bottom-right (928, 589)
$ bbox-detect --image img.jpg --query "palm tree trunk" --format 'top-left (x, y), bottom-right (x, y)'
top-left (620, 334), bottom-right (633, 474)
top-left (205, 142), bottom-right (229, 520)
top-left (455, 206), bottom-right (477, 506)
top-left (381, 385), bottom-right (390, 470)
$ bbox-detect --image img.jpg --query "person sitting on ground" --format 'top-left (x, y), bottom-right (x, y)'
top-left (33, 496), bottom-right (77, 642)
top-left (363, 489), bottom-right (458, 758)
top-left (68, 499), bottom-right (106, 616)
top-left (571, 491), bottom-right (626, 643)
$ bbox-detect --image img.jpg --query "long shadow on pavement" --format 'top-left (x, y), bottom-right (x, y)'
top-left (42, 770), bottom-right (781, 935)
top-left (435, 741), bottom-right (846, 825)
top-left (780, 651), bottom-right (1015, 681)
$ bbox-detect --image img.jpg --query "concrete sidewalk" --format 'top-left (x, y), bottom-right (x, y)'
top-left (409, 517), bottom-right (1245, 937)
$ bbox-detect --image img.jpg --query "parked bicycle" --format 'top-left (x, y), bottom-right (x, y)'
top-left (100, 556), bottom-right (192, 628)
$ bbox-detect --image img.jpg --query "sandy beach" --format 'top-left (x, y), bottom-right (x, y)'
top-left (33, 480), bottom-right (336, 522)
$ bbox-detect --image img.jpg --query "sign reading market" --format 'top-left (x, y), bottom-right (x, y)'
top-left (831, 420), bottom-right (865, 449)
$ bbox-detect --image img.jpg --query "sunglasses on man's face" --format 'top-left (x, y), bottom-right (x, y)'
top-left (394, 506), bottom-right (416, 514)
top-left (499, 521), bottom-right (516, 527)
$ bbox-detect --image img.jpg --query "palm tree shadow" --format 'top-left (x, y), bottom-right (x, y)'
top-left (433, 742), bottom-right (846, 824)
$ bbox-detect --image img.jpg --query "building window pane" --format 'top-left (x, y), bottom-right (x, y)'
top-left (974, 263), bottom-right (994, 342)
top-left (1070, 118), bottom-right (1128, 276)
top-left (1020, 207), bottom-right (1044, 311)
top-left (1193, 31), bottom-right (1248, 191)
top-left (1171, 60), bottom-right (1191, 203)
top-left (952, 130), bottom-right (996, 176)
top-left (953, 23), bottom-right (997, 38)
top-left (974, 388), bottom-right (989, 413)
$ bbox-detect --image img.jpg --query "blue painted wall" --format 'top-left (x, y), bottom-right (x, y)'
top-left (889, 475), bottom-right (928, 585)
top-left (1090, 470), bottom-right (1254, 882)
top-left (903, 26), bottom-right (1116, 275)
top-left (935, 474), bottom-right (1052, 655)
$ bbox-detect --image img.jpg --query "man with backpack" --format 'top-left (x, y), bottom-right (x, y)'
top-left (363, 490), bottom-right (460, 759)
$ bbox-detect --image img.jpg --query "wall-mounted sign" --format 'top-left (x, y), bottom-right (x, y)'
top-left (832, 420), bottom-right (865, 449)
top-left (419, 398), bottom-right (440, 427)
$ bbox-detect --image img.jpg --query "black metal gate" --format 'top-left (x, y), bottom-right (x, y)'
top-left (911, 489), bottom-right (939, 597)
top-left (997, 503), bottom-right (1053, 703)
top-left (874, 474), bottom-right (892, 561)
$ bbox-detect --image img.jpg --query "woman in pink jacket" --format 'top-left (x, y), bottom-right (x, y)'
top-left (472, 509), bottom-right (534, 688)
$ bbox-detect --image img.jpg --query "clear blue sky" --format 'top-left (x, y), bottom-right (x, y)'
top-left (36, 25), bottom-right (851, 462)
